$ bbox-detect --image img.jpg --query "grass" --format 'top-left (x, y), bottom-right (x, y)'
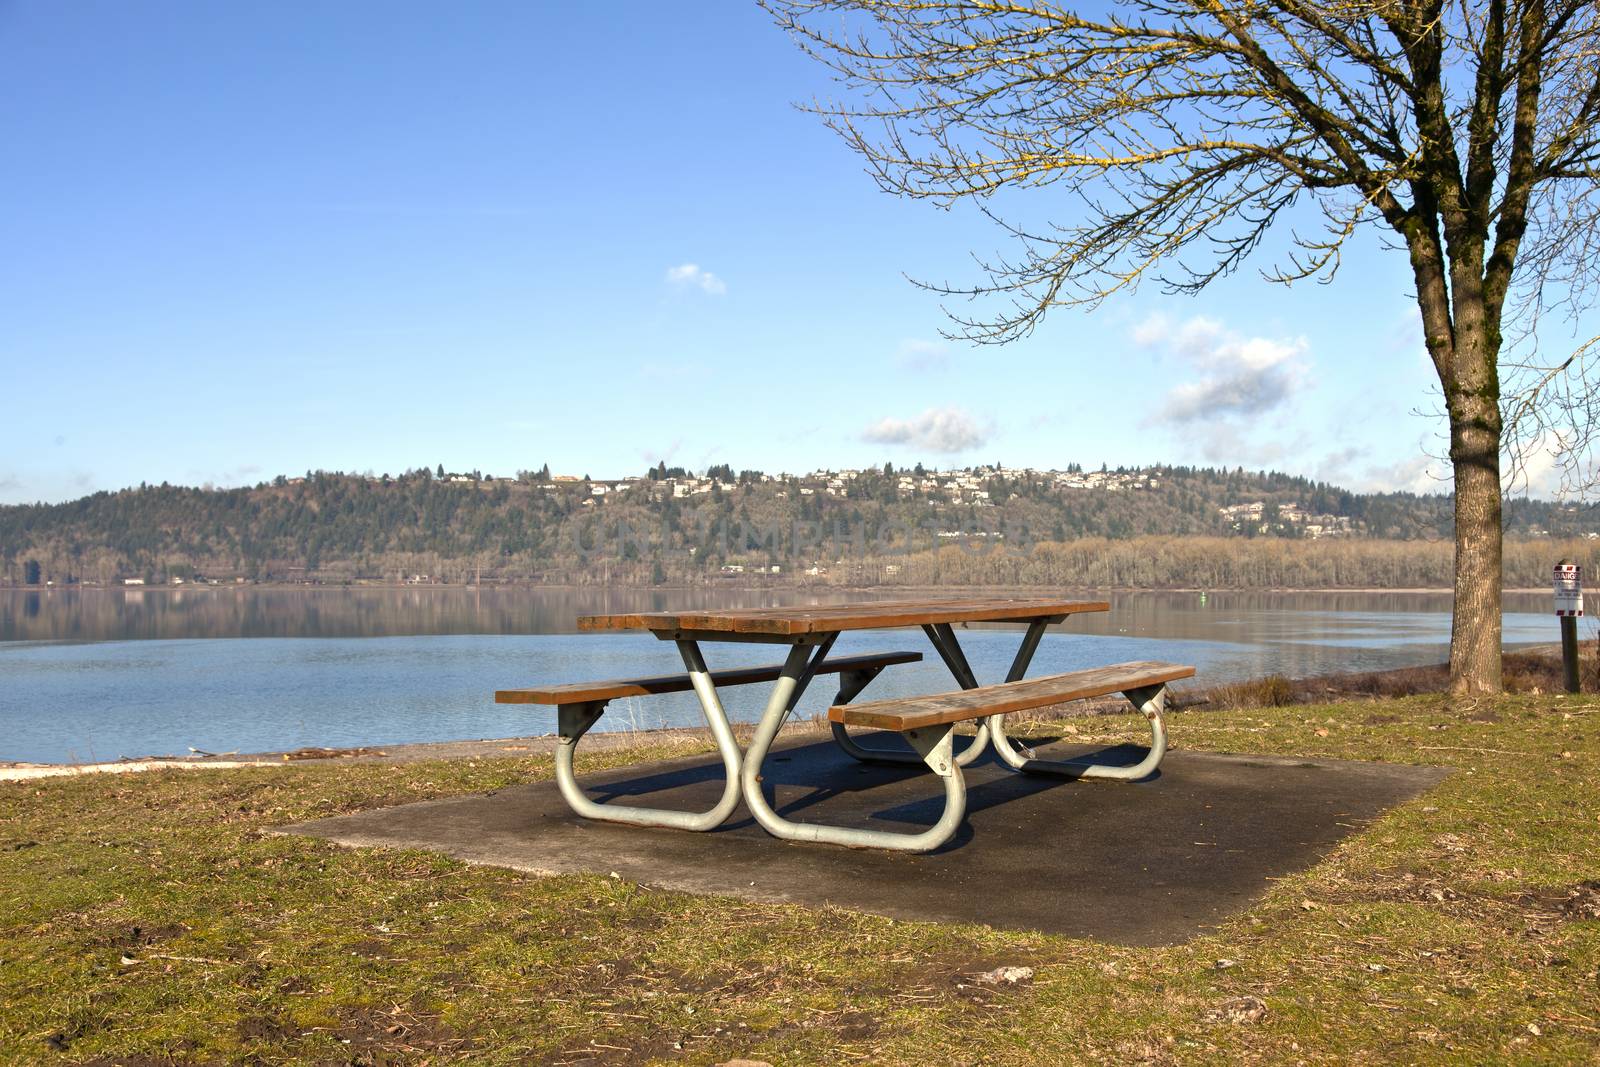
top-left (2, 698), bottom-right (1597, 1065)
top-left (1190, 648), bottom-right (1600, 710)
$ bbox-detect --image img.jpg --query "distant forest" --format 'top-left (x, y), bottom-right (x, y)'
top-left (3, 464), bottom-right (1597, 589)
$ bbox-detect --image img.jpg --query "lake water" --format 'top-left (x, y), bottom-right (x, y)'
top-left (0, 587), bottom-right (1575, 764)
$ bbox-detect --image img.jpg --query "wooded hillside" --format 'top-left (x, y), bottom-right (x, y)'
top-left (2, 465), bottom-right (1594, 588)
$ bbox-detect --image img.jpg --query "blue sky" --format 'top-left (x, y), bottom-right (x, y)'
top-left (0, 1), bottom-right (1515, 505)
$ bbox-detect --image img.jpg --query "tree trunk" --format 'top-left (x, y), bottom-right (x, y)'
top-left (1448, 356), bottom-right (1504, 695)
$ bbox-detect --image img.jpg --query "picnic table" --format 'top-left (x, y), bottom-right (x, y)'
top-left (496, 597), bottom-right (1193, 852)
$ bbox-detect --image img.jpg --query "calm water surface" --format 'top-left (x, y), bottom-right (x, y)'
top-left (0, 587), bottom-right (1574, 763)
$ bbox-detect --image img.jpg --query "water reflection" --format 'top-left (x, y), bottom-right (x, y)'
top-left (0, 586), bottom-right (874, 642)
top-left (0, 585), bottom-right (1561, 642)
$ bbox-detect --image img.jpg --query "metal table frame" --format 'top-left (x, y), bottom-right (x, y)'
top-left (554, 606), bottom-right (1168, 851)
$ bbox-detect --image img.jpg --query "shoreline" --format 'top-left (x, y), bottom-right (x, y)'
top-left (0, 723), bottom-right (782, 781)
top-left (0, 581), bottom-right (1561, 595)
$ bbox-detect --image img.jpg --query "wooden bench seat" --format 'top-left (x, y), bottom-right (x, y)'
top-left (496, 649), bottom-right (922, 706)
top-left (829, 660), bottom-right (1195, 731)
top-left (831, 659), bottom-right (1192, 789)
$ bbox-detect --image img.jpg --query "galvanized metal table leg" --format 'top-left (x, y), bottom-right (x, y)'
top-left (548, 639), bottom-right (747, 830)
top-left (988, 682), bottom-right (1169, 781)
top-left (744, 643), bottom-right (966, 852)
top-left (924, 623), bottom-right (990, 764)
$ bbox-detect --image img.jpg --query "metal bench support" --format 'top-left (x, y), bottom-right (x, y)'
top-left (831, 617), bottom-right (1053, 770)
top-left (828, 665), bottom-right (986, 769)
top-left (744, 643), bottom-right (967, 852)
top-left (987, 682), bottom-right (1169, 781)
top-left (550, 640), bottom-right (747, 831)
top-left (829, 618), bottom-right (1053, 769)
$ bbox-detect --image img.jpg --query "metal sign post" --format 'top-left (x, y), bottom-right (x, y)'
top-left (1555, 560), bottom-right (1583, 693)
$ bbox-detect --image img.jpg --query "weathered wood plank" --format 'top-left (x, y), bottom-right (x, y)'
top-left (496, 649), bottom-right (922, 706)
top-left (829, 661), bottom-right (1195, 731)
top-left (577, 597), bottom-right (1108, 636)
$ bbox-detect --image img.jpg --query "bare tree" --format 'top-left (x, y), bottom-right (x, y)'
top-left (766, 0), bottom-right (1600, 693)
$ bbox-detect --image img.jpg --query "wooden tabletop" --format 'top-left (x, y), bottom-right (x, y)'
top-left (577, 596), bottom-right (1109, 637)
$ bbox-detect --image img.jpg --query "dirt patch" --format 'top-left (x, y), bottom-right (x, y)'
top-left (1326, 870), bottom-right (1600, 932)
top-left (727, 1007), bottom-right (882, 1062)
top-left (652, 962), bottom-right (741, 998)
top-left (550, 1031), bottom-right (685, 1066)
top-left (1517, 880), bottom-right (1600, 923)
top-left (344, 939), bottom-right (400, 960)
top-left (827, 1010), bottom-right (880, 1041)
top-left (89, 923), bottom-right (190, 951)
top-left (236, 1014), bottom-right (297, 1044)
top-left (1558, 881), bottom-right (1600, 920)
top-left (64, 1033), bottom-right (202, 1066)
top-left (889, 949), bottom-right (1043, 1005)
top-left (334, 1002), bottom-right (471, 1061)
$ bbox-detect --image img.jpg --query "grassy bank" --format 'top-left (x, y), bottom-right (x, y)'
top-left (2, 698), bottom-right (1597, 1065)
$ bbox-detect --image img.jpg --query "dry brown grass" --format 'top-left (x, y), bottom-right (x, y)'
top-left (1202, 674), bottom-right (1298, 708)
top-left (1186, 648), bottom-right (1600, 711)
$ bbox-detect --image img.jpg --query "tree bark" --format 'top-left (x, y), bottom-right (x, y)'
top-left (1447, 338), bottom-right (1505, 694)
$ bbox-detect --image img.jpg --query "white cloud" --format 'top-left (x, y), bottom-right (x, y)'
top-left (1310, 446), bottom-right (1371, 486)
top-left (1130, 312), bottom-right (1174, 348)
top-left (664, 263), bottom-right (727, 296)
top-left (861, 407), bottom-right (992, 453)
top-left (1135, 314), bottom-right (1307, 423)
top-left (895, 338), bottom-right (951, 371)
top-left (1186, 423), bottom-right (1292, 466)
top-left (1505, 429), bottom-right (1578, 497)
top-left (1358, 454), bottom-right (1448, 494)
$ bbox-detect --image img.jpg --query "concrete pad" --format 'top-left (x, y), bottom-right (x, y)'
top-left (283, 737), bottom-right (1449, 945)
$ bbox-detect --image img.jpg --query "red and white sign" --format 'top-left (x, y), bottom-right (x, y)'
top-left (1555, 563), bottom-right (1584, 617)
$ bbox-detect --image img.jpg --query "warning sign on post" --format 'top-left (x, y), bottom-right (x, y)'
top-left (1554, 563), bottom-right (1584, 616)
